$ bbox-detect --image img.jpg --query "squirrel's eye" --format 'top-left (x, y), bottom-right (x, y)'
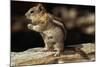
top-left (41, 22), bottom-right (44, 24)
top-left (30, 11), bottom-right (34, 13)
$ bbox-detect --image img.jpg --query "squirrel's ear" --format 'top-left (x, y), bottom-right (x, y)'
top-left (37, 4), bottom-right (43, 7)
top-left (37, 4), bottom-right (46, 11)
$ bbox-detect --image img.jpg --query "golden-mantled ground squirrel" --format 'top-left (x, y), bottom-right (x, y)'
top-left (25, 4), bottom-right (66, 56)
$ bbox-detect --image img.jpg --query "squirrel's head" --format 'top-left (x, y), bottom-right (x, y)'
top-left (25, 4), bottom-right (46, 20)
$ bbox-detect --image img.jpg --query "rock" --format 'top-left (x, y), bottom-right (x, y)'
top-left (11, 43), bottom-right (95, 66)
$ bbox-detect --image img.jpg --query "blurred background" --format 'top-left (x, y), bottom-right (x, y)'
top-left (11, 1), bottom-right (95, 52)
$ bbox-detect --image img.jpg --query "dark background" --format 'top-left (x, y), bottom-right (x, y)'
top-left (11, 1), bottom-right (95, 52)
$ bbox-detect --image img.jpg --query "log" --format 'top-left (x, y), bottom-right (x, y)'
top-left (11, 43), bottom-right (95, 66)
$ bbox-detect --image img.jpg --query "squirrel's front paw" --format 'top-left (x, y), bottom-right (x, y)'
top-left (54, 51), bottom-right (61, 56)
top-left (27, 24), bottom-right (33, 30)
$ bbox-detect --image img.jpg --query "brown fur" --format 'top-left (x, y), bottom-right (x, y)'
top-left (25, 4), bottom-right (66, 56)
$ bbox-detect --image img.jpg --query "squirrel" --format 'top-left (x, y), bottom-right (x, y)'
top-left (25, 4), bottom-right (66, 56)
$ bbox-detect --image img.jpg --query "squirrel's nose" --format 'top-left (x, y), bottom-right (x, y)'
top-left (25, 13), bottom-right (30, 19)
top-left (25, 13), bottom-right (27, 17)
